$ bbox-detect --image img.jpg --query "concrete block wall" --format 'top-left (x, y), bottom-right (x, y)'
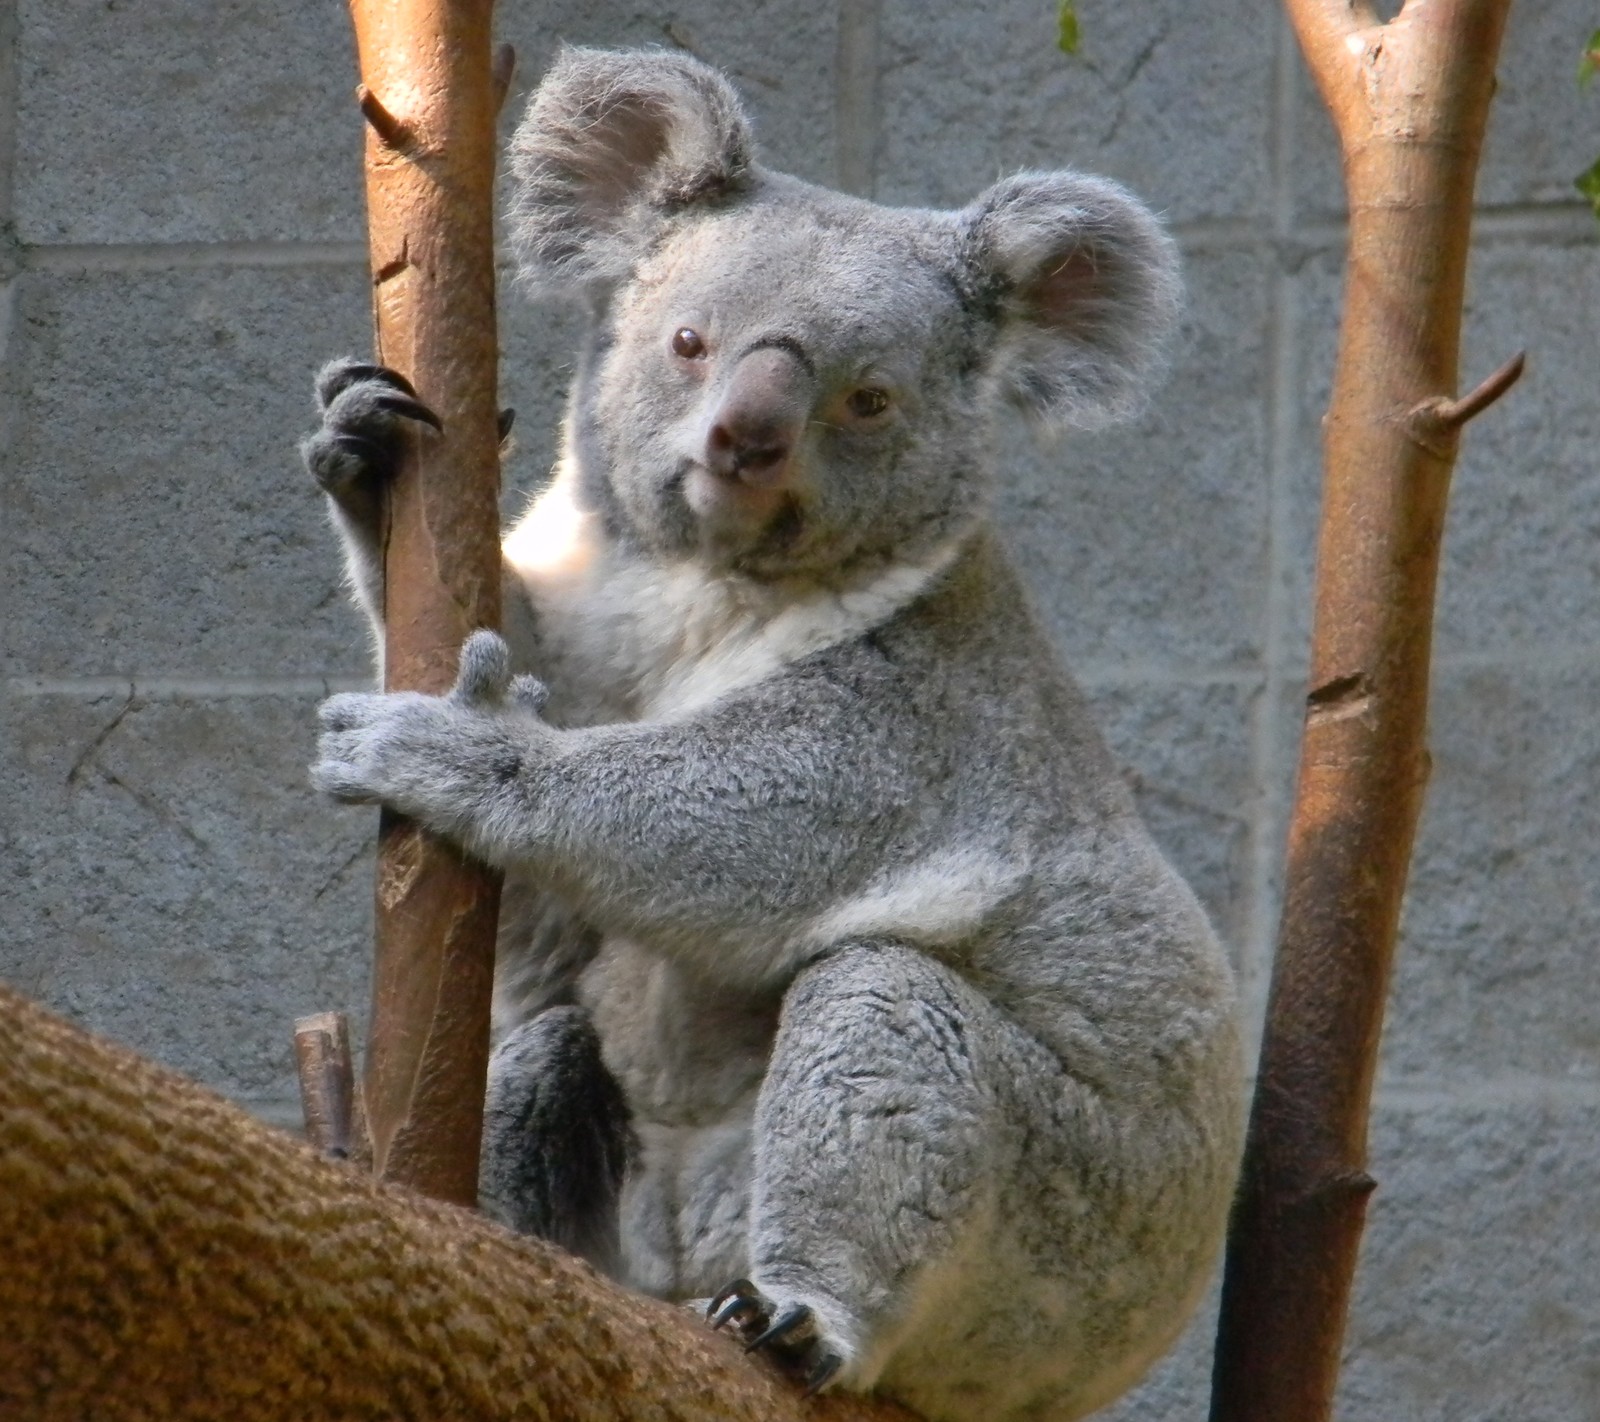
top-left (2, 3), bottom-right (1596, 1416)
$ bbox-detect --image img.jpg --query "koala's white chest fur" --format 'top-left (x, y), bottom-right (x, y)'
top-left (502, 466), bottom-right (959, 726)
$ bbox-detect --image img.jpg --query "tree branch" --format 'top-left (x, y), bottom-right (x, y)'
top-left (1209, 4), bottom-right (1517, 1421)
top-left (294, 1010), bottom-right (371, 1167)
top-left (0, 985), bottom-right (916, 1422)
top-left (1284, 0), bottom-right (1377, 119)
top-left (348, 0), bottom-right (506, 1208)
top-left (355, 84), bottom-right (412, 152)
top-left (1425, 348), bottom-right (1526, 429)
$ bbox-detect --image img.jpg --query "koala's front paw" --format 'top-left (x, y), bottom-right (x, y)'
top-left (313, 631), bottom-right (549, 829)
top-left (312, 688), bottom-right (445, 808)
top-left (706, 1279), bottom-right (847, 1395)
top-left (299, 357), bottom-right (443, 500)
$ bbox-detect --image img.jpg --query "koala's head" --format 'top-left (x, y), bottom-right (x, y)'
top-left (509, 47), bottom-right (1179, 583)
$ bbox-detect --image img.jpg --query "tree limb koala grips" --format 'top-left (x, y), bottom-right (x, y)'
top-left (343, 0), bottom-right (505, 1210)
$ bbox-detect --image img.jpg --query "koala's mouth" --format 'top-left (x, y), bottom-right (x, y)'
top-left (674, 462), bottom-right (810, 574)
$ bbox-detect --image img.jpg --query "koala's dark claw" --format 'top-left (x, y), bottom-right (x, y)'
top-left (303, 359), bottom-right (448, 502)
top-left (310, 433), bottom-right (391, 491)
top-left (372, 389), bottom-right (444, 432)
top-left (745, 1305), bottom-right (814, 1354)
top-left (708, 1295), bottom-right (760, 1332)
top-left (804, 1353), bottom-right (844, 1396)
top-left (705, 1279), bottom-right (838, 1388)
top-left (498, 406), bottom-right (517, 443)
top-left (707, 1279), bottom-right (762, 1332)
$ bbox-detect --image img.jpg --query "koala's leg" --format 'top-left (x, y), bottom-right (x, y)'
top-left (479, 1005), bottom-right (634, 1275)
top-left (722, 941), bottom-right (1039, 1394)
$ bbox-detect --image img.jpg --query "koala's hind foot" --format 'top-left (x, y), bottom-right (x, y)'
top-left (706, 1279), bottom-right (845, 1395)
top-left (479, 1005), bottom-right (635, 1274)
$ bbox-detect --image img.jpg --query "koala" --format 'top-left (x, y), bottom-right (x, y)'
top-left (303, 46), bottom-right (1243, 1422)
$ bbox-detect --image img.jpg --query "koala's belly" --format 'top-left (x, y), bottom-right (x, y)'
top-left (576, 935), bottom-right (779, 1299)
top-left (577, 935), bottom-right (781, 1125)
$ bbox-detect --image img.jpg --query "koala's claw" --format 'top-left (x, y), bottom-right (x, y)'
top-left (706, 1281), bottom-right (764, 1333)
top-left (706, 1280), bottom-right (842, 1393)
top-left (370, 388), bottom-right (444, 432)
top-left (303, 359), bottom-right (443, 499)
top-left (745, 1305), bottom-right (814, 1354)
top-left (804, 1353), bottom-right (844, 1397)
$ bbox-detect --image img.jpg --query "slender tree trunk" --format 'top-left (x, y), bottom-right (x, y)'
top-left (349, 0), bottom-right (505, 1207)
top-left (0, 986), bottom-right (915, 1422)
top-left (1210, 4), bottom-right (1520, 1419)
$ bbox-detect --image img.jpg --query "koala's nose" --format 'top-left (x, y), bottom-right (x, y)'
top-left (704, 347), bottom-right (812, 490)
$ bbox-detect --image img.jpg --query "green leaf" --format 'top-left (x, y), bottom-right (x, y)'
top-left (1057, 1), bottom-right (1080, 56)
top-left (1579, 28), bottom-right (1600, 87)
top-left (1574, 155), bottom-right (1600, 217)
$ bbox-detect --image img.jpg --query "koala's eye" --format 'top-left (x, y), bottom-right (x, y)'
top-left (847, 387), bottom-right (891, 419)
top-left (671, 328), bottom-right (706, 359)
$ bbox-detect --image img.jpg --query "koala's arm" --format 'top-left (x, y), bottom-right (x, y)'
top-left (314, 633), bottom-right (909, 989)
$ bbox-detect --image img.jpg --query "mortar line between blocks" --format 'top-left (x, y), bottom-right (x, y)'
top-left (834, 0), bottom-right (883, 199)
top-left (1433, 642), bottom-right (1600, 672)
top-left (12, 212), bottom-right (1585, 280)
top-left (1292, 203), bottom-right (1598, 250)
top-left (4, 675), bottom-right (370, 698)
top-left (1374, 1078), bottom-right (1600, 1112)
top-left (1231, 1073), bottom-right (1600, 1111)
top-left (0, 269), bottom-right (15, 397)
top-left (24, 240), bottom-right (369, 272)
top-left (1072, 663), bottom-right (1265, 690)
top-left (6, 667), bottom-right (1289, 698)
top-left (241, 1096), bottom-right (320, 1130)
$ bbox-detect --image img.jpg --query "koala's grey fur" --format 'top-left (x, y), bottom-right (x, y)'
top-left (305, 45), bottom-right (1242, 1422)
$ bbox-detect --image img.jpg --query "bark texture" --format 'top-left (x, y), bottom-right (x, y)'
top-left (349, 0), bottom-right (505, 1207)
top-left (1209, 4), bottom-right (1518, 1420)
top-left (0, 985), bottom-right (916, 1422)
top-left (294, 1010), bottom-right (372, 1167)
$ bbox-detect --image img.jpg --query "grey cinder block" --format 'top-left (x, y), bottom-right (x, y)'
top-left (1387, 662), bottom-right (1600, 1085)
top-left (1339, 1098), bottom-right (1600, 1421)
top-left (492, 0), bottom-right (838, 189)
top-left (876, 0), bottom-right (1277, 223)
top-left (14, 0), bottom-right (362, 245)
top-left (994, 246), bottom-right (1273, 671)
top-left (2, 265), bottom-right (371, 679)
top-left (1087, 676), bottom-right (1263, 966)
top-left (2, 688), bottom-right (372, 1102)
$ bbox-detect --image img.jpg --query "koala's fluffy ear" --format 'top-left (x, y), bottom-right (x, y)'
top-left (961, 172), bottom-right (1181, 431)
top-left (508, 47), bottom-right (755, 293)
